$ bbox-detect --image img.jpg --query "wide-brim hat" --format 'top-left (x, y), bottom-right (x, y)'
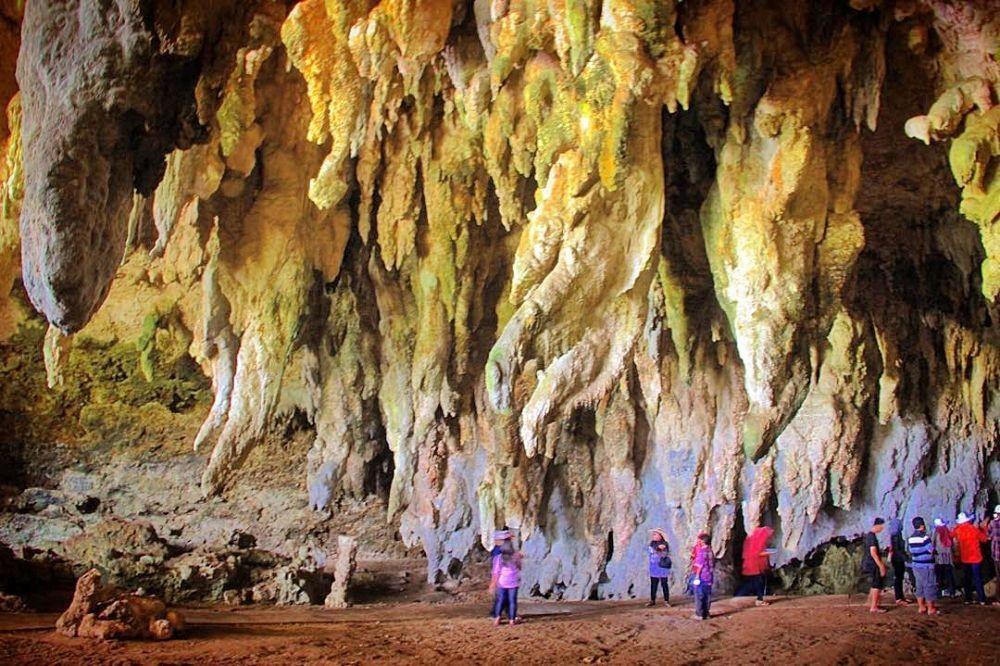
top-left (933, 518), bottom-right (945, 527)
top-left (957, 512), bottom-right (971, 524)
top-left (994, 504), bottom-right (1000, 516)
top-left (492, 529), bottom-right (512, 540)
top-left (648, 527), bottom-right (667, 539)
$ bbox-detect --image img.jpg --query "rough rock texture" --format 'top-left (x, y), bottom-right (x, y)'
top-left (55, 568), bottom-right (185, 641)
top-left (325, 535), bottom-right (358, 608)
top-left (1, 0), bottom-right (998, 601)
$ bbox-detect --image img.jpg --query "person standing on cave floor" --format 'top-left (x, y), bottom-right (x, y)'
top-left (989, 506), bottom-right (1000, 606)
top-left (887, 518), bottom-right (912, 606)
top-left (932, 518), bottom-right (957, 598)
top-left (862, 518), bottom-right (888, 614)
top-left (647, 528), bottom-right (672, 608)
top-left (690, 532), bottom-right (715, 621)
top-left (489, 529), bottom-right (511, 619)
top-left (907, 517), bottom-right (941, 616)
top-left (741, 526), bottom-right (775, 607)
top-left (952, 512), bottom-right (988, 606)
top-left (490, 537), bottom-right (523, 626)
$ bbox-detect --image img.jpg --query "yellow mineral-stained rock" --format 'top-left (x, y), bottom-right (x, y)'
top-left (0, 93), bottom-right (21, 340)
top-left (703, 2), bottom-right (874, 461)
top-left (903, 0), bottom-right (999, 301)
top-left (0, 0), bottom-right (997, 601)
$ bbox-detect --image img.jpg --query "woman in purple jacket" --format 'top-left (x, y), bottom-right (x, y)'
top-left (647, 528), bottom-right (672, 607)
top-left (691, 532), bottom-right (714, 620)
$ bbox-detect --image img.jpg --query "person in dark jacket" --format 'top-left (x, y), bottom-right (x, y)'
top-left (888, 518), bottom-right (911, 605)
top-left (646, 528), bottom-right (672, 607)
top-left (862, 518), bottom-right (887, 614)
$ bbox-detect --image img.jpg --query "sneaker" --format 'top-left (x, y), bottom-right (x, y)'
top-left (755, 600), bottom-right (770, 607)
top-left (690, 614), bottom-right (704, 621)
top-left (663, 601), bottom-right (671, 608)
top-left (645, 601), bottom-right (655, 607)
top-left (494, 616), bottom-right (502, 626)
top-left (869, 608), bottom-right (887, 614)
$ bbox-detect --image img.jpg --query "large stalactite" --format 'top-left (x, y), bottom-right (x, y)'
top-left (0, 0), bottom-right (998, 599)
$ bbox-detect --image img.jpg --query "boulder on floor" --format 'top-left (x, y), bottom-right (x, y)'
top-left (55, 569), bottom-right (185, 640)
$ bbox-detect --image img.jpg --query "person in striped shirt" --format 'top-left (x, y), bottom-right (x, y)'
top-left (907, 517), bottom-right (940, 615)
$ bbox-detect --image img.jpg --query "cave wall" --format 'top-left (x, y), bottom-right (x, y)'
top-left (1, 0), bottom-right (998, 598)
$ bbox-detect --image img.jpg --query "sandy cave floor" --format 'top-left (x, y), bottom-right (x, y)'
top-left (1, 594), bottom-right (999, 665)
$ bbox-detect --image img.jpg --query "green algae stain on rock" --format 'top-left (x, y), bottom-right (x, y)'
top-left (0, 305), bottom-right (210, 458)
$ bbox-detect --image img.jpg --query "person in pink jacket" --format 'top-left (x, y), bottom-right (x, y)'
top-left (490, 538), bottom-right (523, 625)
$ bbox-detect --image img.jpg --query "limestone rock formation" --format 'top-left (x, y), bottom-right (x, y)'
top-left (325, 535), bottom-right (358, 608)
top-left (56, 569), bottom-right (186, 641)
top-left (0, 0), bottom-right (998, 601)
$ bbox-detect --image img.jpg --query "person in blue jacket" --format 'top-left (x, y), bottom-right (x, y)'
top-left (647, 528), bottom-right (672, 607)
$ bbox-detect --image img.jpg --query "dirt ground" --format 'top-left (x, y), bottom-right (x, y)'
top-left (1, 593), bottom-right (998, 665)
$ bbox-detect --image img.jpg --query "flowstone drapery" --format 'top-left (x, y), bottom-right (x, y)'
top-left (1, 0), bottom-right (997, 598)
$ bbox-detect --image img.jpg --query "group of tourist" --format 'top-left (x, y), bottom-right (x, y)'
top-left (863, 505), bottom-right (1000, 614)
top-left (648, 525), bottom-right (773, 620)
top-left (487, 504), bottom-right (1000, 625)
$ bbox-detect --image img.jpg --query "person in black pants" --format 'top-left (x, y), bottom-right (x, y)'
top-left (862, 518), bottom-right (888, 614)
top-left (646, 528), bottom-right (672, 607)
top-left (888, 519), bottom-right (911, 605)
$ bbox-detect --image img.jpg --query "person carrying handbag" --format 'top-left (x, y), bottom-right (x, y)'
top-left (646, 528), bottom-right (672, 607)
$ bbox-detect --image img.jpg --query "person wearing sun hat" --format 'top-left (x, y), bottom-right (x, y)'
top-left (646, 528), bottom-right (672, 607)
top-left (953, 511), bottom-right (988, 604)
top-left (488, 528), bottom-right (512, 619)
top-left (932, 518), bottom-right (957, 597)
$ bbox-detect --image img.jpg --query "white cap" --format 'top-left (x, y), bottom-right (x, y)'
top-left (933, 518), bottom-right (944, 527)
top-left (994, 504), bottom-right (1000, 516)
top-left (957, 512), bottom-right (971, 524)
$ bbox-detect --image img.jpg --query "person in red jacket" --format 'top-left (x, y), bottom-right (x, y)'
top-left (952, 512), bottom-right (988, 605)
top-left (741, 526), bottom-right (775, 606)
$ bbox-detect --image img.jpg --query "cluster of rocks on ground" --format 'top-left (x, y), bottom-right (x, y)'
top-left (0, 489), bottom-right (357, 612)
top-left (56, 568), bottom-right (186, 640)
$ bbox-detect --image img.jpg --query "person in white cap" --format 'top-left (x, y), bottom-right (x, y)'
top-left (953, 512), bottom-right (988, 604)
top-left (931, 518), bottom-right (956, 597)
top-left (989, 506), bottom-right (1000, 605)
